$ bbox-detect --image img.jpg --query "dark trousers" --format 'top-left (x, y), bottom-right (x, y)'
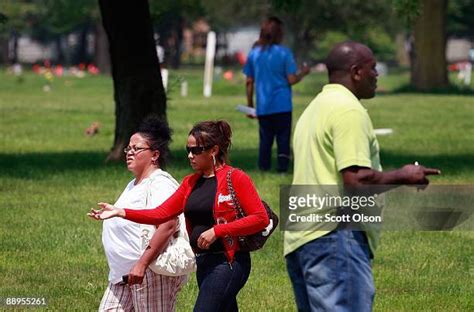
top-left (258, 112), bottom-right (292, 172)
top-left (194, 252), bottom-right (251, 312)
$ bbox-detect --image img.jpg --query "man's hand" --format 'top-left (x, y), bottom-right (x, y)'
top-left (400, 164), bottom-right (441, 185)
top-left (87, 202), bottom-right (125, 220)
top-left (197, 228), bottom-right (217, 249)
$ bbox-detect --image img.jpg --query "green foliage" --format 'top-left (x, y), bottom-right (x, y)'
top-left (448, 0), bottom-right (474, 37)
top-left (0, 68), bottom-right (473, 310)
top-left (269, 0), bottom-right (402, 61)
top-left (0, 0), bottom-right (38, 34)
top-left (149, 0), bottom-right (205, 31)
top-left (392, 0), bottom-right (421, 27)
top-left (30, 0), bottom-right (97, 42)
top-left (191, 0), bottom-right (403, 61)
top-left (310, 31), bottom-right (349, 61)
top-left (310, 28), bottom-right (396, 62)
top-left (0, 0), bottom-right (97, 43)
top-left (277, 0), bottom-right (394, 32)
top-left (200, 0), bottom-right (271, 31)
top-left (365, 27), bottom-right (397, 61)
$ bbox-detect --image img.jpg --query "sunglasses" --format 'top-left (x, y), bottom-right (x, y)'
top-left (186, 145), bottom-right (212, 155)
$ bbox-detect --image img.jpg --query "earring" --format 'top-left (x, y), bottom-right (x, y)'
top-left (212, 154), bottom-right (216, 167)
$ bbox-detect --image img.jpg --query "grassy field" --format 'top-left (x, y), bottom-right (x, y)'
top-left (0, 67), bottom-right (473, 311)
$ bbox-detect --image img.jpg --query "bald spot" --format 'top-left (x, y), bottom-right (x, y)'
top-left (326, 41), bottom-right (373, 78)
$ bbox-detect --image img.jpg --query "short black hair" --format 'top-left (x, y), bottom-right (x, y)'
top-left (137, 114), bottom-right (172, 169)
top-left (326, 41), bottom-right (372, 76)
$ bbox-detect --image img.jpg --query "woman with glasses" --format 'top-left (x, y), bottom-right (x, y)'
top-left (96, 116), bottom-right (186, 312)
top-left (90, 120), bottom-right (269, 312)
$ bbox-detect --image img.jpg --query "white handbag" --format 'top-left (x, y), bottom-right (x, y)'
top-left (148, 214), bottom-right (196, 276)
top-left (140, 172), bottom-right (196, 277)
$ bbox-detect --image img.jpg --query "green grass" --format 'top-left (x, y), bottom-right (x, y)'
top-left (0, 67), bottom-right (473, 311)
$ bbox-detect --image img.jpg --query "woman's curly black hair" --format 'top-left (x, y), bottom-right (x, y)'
top-left (137, 115), bottom-right (172, 169)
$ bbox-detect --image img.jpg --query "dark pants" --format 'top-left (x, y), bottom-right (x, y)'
top-left (194, 252), bottom-right (251, 312)
top-left (258, 112), bottom-right (292, 172)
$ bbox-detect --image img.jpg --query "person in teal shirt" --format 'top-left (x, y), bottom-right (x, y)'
top-left (243, 16), bottom-right (309, 172)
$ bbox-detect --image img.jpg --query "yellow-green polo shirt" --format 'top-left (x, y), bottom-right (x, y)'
top-left (284, 84), bottom-right (382, 256)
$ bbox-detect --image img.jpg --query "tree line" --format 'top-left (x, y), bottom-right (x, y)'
top-left (1, 0), bottom-right (473, 161)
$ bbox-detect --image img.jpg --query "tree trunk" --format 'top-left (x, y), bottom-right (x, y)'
top-left (287, 16), bottom-right (312, 62)
top-left (0, 36), bottom-right (9, 64)
top-left (156, 13), bottom-right (184, 69)
top-left (94, 22), bottom-right (111, 74)
top-left (10, 30), bottom-right (19, 64)
top-left (55, 36), bottom-right (65, 64)
top-left (171, 16), bottom-right (183, 69)
top-left (74, 24), bottom-right (90, 65)
top-left (99, 0), bottom-right (166, 162)
top-left (412, 0), bottom-right (449, 90)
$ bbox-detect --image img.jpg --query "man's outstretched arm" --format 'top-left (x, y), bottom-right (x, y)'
top-left (341, 164), bottom-right (441, 192)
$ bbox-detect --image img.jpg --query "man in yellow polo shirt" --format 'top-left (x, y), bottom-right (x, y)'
top-left (284, 41), bottom-right (440, 312)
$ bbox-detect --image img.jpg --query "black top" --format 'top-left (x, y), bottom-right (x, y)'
top-left (184, 176), bottom-right (225, 253)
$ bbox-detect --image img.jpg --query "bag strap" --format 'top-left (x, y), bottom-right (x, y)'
top-left (144, 171), bottom-right (183, 235)
top-left (144, 170), bottom-right (179, 208)
top-left (226, 169), bottom-right (246, 218)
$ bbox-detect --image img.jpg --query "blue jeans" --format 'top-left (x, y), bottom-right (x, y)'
top-left (258, 112), bottom-right (292, 172)
top-left (194, 252), bottom-right (251, 312)
top-left (285, 230), bottom-right (374, 312)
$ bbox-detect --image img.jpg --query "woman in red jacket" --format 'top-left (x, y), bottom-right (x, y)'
top-left (90, 120), bottom-right (269, 312)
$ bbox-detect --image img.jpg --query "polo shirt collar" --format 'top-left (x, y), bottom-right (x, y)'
top-left (323, 84), bottom-right (358, 99)
top-left (323, 84), bottom-right (367, 110)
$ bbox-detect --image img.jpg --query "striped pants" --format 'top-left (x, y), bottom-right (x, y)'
top-left (99, 268), bottom-right (186, 312)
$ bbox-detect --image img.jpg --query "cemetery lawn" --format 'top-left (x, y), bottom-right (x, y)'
top-left (0, 68), bottom-right (473, 311)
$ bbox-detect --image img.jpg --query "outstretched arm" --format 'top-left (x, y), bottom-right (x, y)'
top-left (88, 182), bottom-right (187, 224)
top-left (341, 164), bottom-right (441, 193)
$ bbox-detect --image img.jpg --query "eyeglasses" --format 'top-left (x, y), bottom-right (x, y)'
top-left (124, 145), bottom-right (152, 154)
top-left (186, 145), bottom-right (211, 155)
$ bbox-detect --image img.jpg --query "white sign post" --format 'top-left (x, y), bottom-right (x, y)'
top-left (463, 62), bottom-right (472, 86)
top-left (203, 31), bottom-right (216, 97)
top-left (161, 68), bottom-right (169, 91)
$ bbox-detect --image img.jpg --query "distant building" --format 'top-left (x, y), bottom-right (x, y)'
top-left (15, 36), bottom-right (55, 63)
top-left (446, 38), bottom-right (473, 62)
top-left (217, 26), bottom-right (259, 58)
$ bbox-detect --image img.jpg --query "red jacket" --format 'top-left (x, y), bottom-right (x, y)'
top-left (124, 165), bottom-right (269, 263)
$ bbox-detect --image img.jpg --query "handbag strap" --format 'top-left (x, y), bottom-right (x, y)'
top-left (226, 169), bottom-right (246, 218)
top-left (143, 171), bottom-right (184, 236)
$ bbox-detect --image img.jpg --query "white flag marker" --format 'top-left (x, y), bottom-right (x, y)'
top-left (203, 31), bottom-right (216, 97)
